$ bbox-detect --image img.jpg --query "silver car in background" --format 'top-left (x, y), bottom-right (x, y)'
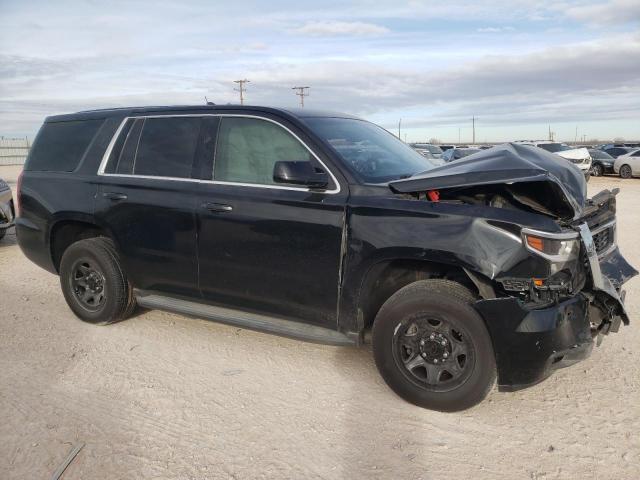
top-left (0, 177), bottom-right (15, 241)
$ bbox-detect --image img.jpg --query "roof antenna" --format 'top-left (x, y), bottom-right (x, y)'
top-left (204, 96), bottom-right (215, 106)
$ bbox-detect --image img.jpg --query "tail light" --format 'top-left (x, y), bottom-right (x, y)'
top-left (16, 169), bottom-right (24, 217)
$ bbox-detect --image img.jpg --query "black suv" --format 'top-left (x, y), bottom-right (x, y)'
top-left (17, 106), bottom-right (636, 411)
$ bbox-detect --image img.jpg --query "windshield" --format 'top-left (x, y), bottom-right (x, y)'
top-left (304, 117), bottom-right (437, 182)
top-left (538, 143), bottom-right (572, 153)
top-left (590, 150), bottom-right (613, 160)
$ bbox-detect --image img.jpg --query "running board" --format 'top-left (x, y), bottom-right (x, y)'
top-left (134, 291), bottom-right (355, 346)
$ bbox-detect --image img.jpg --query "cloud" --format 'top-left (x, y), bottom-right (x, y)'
top-left (564, 0), bottom-right (640, 25)
top-left (477, 26), bottom-right (515, 33)
top-left (290, 20), bottom-right (389, 36)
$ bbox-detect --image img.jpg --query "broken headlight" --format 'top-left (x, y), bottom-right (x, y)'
top-left (521, 228), bottom-right (580, 263)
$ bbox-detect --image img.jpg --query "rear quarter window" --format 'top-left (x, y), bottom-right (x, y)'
top-left (26, 119), bottom-right (104, 172)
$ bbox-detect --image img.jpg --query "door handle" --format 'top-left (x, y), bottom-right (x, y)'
top-left (103, 192), bottom-right (128, 201)
top-left (202, 202), bottom-right (233, 213)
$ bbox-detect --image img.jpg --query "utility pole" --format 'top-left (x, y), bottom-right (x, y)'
top-left (292, 86), bottom-right (310, 108)
top-left (233, 79), bottom-right (250, 105)
top-left (398, 118), bottom-right (402, 139)
top-left (472, 116), bottom-right (476, 144)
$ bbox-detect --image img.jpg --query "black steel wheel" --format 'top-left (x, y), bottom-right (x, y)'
top-left (620, 164), bottom-right (632, 179)
top-left (373, 279), bottom-right (496, 411)
top-left (59, 237), bottom-right (135, 324)
top-left (392, 313), bottom-right (474, 393)
top-left (69, 258), bottom-right (106, 311)
top-left (590, 163), bottom-right (603, 177)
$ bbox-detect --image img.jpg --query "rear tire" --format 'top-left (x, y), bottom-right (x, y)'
top-left (620, 164), bottom-right (632, 179)
top-left (372, 279), bottom-right (496, 412)
top-left (59, 237), bottom-right (135, 324)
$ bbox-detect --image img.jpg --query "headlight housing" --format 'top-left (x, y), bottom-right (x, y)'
top-left (521, 228), bottom-right (580, 262)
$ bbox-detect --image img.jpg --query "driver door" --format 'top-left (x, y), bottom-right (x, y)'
top-left (196, 115), bottom-right (348, 327)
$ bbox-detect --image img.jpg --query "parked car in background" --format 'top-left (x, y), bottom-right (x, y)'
top-left (589, 149), bottom-right (616, 177)
top-left (0, 177), bottom-right (15, 240)
top-left (442, 147), bottom-right (481, 162)
top-left (614, 149), bottom-right (640, 179)
top-left (439, 145), bottom-right (455, 151)
top-left (517, 141), bottom-right (591, 181)
top-left (601, 146), bottom-right (633, 158)
top-left (410, 143), bottom-right (443, 159)
top-left (16, 105), bottom-right (636, 412)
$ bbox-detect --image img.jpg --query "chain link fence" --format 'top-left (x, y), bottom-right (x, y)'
top-left (0, 137), bottom-right (30, 165)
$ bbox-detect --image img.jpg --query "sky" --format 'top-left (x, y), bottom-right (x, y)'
top-left (0, 0), bottom-right (639, 143)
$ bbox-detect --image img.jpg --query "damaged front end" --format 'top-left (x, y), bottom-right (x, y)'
top-left (390, 143), bottom-right (637, 390)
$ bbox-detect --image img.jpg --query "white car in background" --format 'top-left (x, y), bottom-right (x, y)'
top-left (516, 141), bottom-right (592, 180)
top-left (613, 149), bottom-right (640, 179)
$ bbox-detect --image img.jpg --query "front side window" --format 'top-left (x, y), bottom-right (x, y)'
top-left (214, 117), bottom-right (313, 185)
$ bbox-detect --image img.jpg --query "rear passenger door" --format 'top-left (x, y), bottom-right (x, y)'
top-left (94, 115), bottom-right (205, 297)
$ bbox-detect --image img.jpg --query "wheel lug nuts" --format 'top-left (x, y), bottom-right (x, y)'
top-left (434, 359), bottom-right (438, 363)
top-left (420, 340), bottom-right (425, 345)
top-left (443, 352), bottom-right (449, 358)
top-left (422, 353), bottom-right (427, 357)
top-left (430, 334), bottom-right (435, 340)
top-left (441, 340), bottom-right (446, 346)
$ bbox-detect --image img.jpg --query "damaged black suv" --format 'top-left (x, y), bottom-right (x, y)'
top-left (17, 106), bottom-right (636, 411)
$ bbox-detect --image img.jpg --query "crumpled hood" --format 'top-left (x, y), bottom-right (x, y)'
top-left (389, 143), bottom-right (587, 220)
top-left (556, 147), bottom-right (590, 161)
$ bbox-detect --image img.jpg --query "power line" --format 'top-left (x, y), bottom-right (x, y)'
top-left (233, 79), bottom-right (250, 105)
top-left (292, 86), bottom-right (310, 108)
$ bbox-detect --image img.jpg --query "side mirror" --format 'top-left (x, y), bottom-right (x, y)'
top-left (273, 161), bottom-right (329, 189)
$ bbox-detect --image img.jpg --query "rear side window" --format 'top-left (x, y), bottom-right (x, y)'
top-left (26, 119), bottom-right (103, 172)
top-left (103, 117), bottom-right (201, 178)
top-left (134, 117), bottom-right (201, 178)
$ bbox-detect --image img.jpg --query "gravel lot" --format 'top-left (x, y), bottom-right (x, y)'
top-left (1, 164), bottom-right (639, 479)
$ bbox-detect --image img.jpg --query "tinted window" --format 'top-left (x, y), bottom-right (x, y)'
top-left (104, 118), bottom-right (146, 174)
top-left (116, 119), bottom-right (144, 174)
top-left (26, 119), bottom-right (103, 172)
top-left (589, 150), bottom-right (613, 160)
top-left (214, 117), bottom-right (313, 185)
top-left (133, 117), bottom-right (201, 178)
top-left (304, 117), bottom-right (436, 183)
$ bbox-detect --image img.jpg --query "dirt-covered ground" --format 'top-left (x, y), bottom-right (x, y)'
top-left (1, 164), bottom-right (639, 479)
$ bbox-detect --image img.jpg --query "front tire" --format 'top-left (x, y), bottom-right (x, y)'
top-left (591, 163), bottom-right (603, 177)
top-left (59, 237), bottom-right (135, 324)
top-left (372, 280), bottom-right (496, 412)
top-left (620, 164), bottom-right (632, 179)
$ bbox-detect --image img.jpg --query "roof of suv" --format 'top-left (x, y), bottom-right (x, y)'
top-left (46, 105), bottom-right (358, 123)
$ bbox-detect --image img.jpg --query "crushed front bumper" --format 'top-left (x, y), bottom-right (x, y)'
top-left (474, 222), bottom-right (637, 391)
